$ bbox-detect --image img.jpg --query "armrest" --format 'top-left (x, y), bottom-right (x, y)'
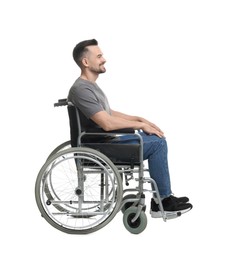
top-left (85, 127), bottom-right (135, 134)
top-left (79, 127), bottom-right (137, 144)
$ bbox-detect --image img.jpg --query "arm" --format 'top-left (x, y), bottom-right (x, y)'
top-left (90, 110), bottom-right (165, 138)
top-left (111, 110), bottom-right (163, 132)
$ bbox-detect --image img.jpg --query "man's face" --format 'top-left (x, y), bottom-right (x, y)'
top-left (84, 45), bottom-right (106, 74)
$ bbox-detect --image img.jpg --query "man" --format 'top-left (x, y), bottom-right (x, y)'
top-left (68, 39), bottom-right (193, 218)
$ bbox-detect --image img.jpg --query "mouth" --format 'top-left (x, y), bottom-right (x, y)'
top-left (100, 63), bottom-right (106, 69)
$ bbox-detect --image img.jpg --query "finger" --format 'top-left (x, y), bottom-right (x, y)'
top-left (152, 126), bottom-right (164, 135)
top-left (156, 130), bottom-right (165, 138)
top-left (151, 123), bottom-right (163, 133)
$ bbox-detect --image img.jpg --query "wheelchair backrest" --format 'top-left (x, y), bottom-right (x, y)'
top-left (67, 105), bottom-right (80, 147)
top-left (67, 104), bottom-right (108, 147)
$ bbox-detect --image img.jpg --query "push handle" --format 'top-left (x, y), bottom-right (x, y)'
top-left (54, 98), bottom-right (68, 107)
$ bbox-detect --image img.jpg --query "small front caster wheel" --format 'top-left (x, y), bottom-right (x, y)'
top-left (123, 206), bottom-right (147, 234)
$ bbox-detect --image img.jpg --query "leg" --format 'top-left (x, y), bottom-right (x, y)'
top-left (141, 132), bottom-right (172, 198)
top-left (112, 132), bottom-right (193, 218)
top-left (112, 132), bottom-right (172, 197)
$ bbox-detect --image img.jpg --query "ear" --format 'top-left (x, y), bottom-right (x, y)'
top-left (82, 57), bottom-right (89, 67)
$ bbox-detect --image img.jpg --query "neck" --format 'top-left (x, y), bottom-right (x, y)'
top-left (80, 71), bottom-right (98, 83)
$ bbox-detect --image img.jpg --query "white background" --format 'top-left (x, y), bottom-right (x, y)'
top-left (1, 0), bottom-right (228, 259)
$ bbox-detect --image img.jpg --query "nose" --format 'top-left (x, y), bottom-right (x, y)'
top-left (102, 57), bottom-right (106, 63)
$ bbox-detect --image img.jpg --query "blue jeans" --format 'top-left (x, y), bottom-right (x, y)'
top-left (112, 132), bottom-right (172, 198)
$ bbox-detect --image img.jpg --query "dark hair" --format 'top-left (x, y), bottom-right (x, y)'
top-left (72, 39), bottom-right (98, 67)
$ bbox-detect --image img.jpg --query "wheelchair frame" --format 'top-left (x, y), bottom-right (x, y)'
top-left (35, 99), bottom-right (178, 235)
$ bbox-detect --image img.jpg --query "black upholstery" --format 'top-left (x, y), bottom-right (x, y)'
top-left (67, 105), bottom-right (140, 166)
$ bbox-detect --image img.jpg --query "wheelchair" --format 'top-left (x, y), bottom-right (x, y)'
top-left (35, 99), bottom-right (179, 234)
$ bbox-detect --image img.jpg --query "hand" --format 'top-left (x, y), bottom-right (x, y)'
top-left (148, 122), bottom-right (164, 135)
top-left (141, 123), bottom-right (165, 138)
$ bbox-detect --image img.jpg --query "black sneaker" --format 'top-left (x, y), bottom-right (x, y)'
top-left (150, 196), bottom-right (193, 218)
top-left (169, 195), bottom-right (189, 204)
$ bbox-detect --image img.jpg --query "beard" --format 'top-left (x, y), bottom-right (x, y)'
top-left (90, 63), bottom-right (106, 74)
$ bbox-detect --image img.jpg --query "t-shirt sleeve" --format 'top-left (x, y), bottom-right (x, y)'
top-left (69, 85), bottom-right (104, 119)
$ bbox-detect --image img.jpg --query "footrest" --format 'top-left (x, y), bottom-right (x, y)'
top-left (165, 211), bottom-right (182, 220)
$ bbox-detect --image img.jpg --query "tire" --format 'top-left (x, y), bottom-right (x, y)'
top-left (46, 141), bottom-right (71, 161)
top-left (123, 206), bottom-right (147, 234)
top-left (35, 147), bottom-right (123, 234)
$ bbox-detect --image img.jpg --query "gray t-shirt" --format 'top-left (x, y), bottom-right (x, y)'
top-left (68, 77), bottom-right (111, 129)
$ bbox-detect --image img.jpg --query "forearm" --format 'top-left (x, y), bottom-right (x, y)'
top-left (91, 110), bottom-right (164, 137)
top-left (110, 110), bottom-right (164, 136)
top-left (111, 110), bottom-right (142, 122)
top-left (102, 115), bottom-right (164, 137)
top-left (109, 116), bottom-right (144, 131)
top-left (91, 110), bottom-right (144, 131)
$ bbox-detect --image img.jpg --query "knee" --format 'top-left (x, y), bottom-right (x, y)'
top-left (143, 135), bottom-right (168, 158)
top-left (149, 135), bottom-right (167, 147)
top-left (160, 137), bottom-right (167, 146)
top-left (153, 136), bottom-right (167, 151)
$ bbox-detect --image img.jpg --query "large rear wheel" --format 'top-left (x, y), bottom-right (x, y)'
top-left (35, 147), bottom-right (123, 234)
